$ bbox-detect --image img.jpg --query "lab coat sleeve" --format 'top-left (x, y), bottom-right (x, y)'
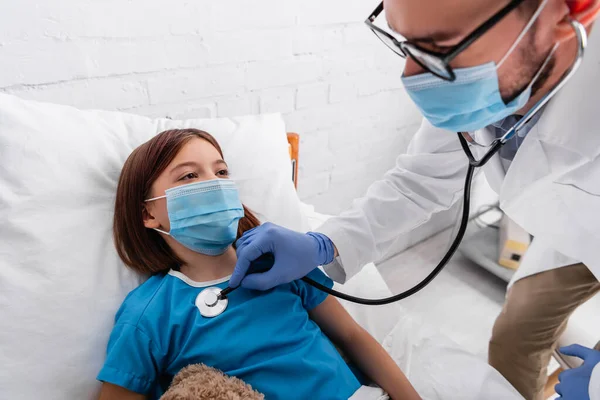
top-left (318, 119), bottom-right (471, 283)
top-left (590, 364), bottom-right (600, 400)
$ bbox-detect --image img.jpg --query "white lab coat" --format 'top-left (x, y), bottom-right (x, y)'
top-left (318, 26), bottom-right (600, 397)
top-left (319, 25), bottom-right (600, 285)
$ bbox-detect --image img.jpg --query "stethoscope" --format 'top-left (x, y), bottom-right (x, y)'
top-left (197, 19), bottom-right (587, 318)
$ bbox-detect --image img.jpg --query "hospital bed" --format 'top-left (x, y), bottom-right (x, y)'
top-left (0, 93), bottom-right (521, 400)
top-left (301, 202), bottom-right (523, 400)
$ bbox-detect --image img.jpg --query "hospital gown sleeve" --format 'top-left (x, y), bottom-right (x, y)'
top-left (97, 323), bottom-right (165, 394)
top-left (295, 268), bottom-right (334, 310)
top-left (318, 118), bottom-right (472, 283)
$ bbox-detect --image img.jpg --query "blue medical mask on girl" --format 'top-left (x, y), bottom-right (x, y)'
top-left (401, 0), bottom-right (556, 132)
top-left (145, 179), bottom-right (245, 256)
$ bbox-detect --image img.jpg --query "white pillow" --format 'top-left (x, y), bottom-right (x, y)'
top-left (0, 93), bottom-right (308, 400)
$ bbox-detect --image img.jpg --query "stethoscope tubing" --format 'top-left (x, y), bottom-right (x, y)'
top-left (301, 161), bottom-right (477, 306)
top-left (299, 18), bottom-right (587, 306)
top-left (217, 19), bottom-right (587, 309)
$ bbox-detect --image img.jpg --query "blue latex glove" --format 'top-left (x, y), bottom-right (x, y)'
top-left (555, 344), bottom-right (600, 400)
top-left (230, 222), bottom-right (335, 291)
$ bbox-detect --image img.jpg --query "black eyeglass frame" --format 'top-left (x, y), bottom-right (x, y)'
top-left (365, 0), bottom-right (527, 81)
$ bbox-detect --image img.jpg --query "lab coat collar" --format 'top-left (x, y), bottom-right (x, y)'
top-left (499, 26), bottom-right (600, 280)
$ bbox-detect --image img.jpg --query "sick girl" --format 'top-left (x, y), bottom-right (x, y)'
top-left (97, 128), bottom-right (420, 400)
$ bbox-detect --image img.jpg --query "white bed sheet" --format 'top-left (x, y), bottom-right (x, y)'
top-left (301, 203), bottom-right (523, 400)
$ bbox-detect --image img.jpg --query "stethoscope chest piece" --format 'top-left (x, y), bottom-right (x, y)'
top-left (196, 287), bottom-right (228, 318)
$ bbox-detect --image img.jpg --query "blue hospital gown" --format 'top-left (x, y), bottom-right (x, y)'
top-left (97, 268), bottom-right (361, 399)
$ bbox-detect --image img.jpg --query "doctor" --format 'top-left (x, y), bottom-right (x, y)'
top-left (230, 0), bottom-right (600, 399)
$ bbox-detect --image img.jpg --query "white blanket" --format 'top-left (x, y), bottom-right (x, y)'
top-left (336, 287), bottom-right (523, 399)
top-left (305, 204), bottom-right (522, 400)
top-left (337, 280), bottom-right (522, 400)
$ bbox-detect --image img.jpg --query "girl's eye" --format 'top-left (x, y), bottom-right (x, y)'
top-left (180, 172), bottom-right (198, 181)
top-left (217, 169), bottom-right (229, 177)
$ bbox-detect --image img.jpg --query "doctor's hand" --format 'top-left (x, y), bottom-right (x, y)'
top-left (555, 344), bottom-right (600, 400)
top-left (230, 222), bottom-right (336, 291)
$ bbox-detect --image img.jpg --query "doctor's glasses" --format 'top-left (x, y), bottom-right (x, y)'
top-left (365, 0), bottom-right (527, 81)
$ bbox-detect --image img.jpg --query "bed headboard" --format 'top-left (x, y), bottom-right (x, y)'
top-left (287, 133), bottom-right (299, 188)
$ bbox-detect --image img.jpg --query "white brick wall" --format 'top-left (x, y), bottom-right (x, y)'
top-left (0, 0), bottom-right (425, 220)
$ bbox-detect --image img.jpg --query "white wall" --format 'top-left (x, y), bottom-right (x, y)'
top-left (0, 0), bottom-right (423, 215)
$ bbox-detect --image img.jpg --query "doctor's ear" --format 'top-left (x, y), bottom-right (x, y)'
top-left (556, 0), bottom-right (600, 41)
top-left (142, 204), bottom-right (161, 229)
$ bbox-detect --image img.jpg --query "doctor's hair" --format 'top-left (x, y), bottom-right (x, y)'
top-left (113, 128), bottom-right (261, 275)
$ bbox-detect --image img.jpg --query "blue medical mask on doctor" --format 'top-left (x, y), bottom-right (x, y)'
top-left (401, 0), bottom-right (553, 132)
top-left (145, 179), bottom-right (244, 256)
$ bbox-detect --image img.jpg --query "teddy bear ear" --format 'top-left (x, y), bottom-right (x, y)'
top-left (160, 364), bottom-right (213, 400)
top-left (166, 364), bottom-right (210, 389)
top-left (160, 364), bottom-right (265, 400)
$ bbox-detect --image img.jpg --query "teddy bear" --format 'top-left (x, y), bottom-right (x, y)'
top-left (160, 364), bottom-right (265, 400)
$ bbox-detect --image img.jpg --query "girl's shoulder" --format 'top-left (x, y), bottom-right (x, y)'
top-left (114, 272), bottom-right (170, 326)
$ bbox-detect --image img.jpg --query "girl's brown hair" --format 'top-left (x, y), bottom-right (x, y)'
top-left (113, 128), bottom-right (261, 275)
